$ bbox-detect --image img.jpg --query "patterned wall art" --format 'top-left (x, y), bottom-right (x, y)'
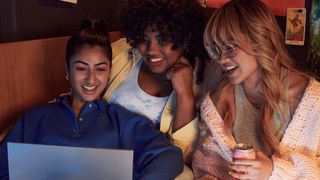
top-left (285, 8), bottom-right (306, 46)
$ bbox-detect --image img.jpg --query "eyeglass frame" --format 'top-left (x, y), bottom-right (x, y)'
top-left (205, 41), bottom-right (239, 62)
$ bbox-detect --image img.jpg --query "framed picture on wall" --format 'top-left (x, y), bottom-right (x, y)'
top-left (285, 8), bottom-right (306, 46)
top-left (59, 0), bottom-right (77, 4)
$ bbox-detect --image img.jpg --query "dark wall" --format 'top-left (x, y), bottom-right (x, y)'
top-left (203, 2), bottom-right (311, 70)
top-left (277, 16), bottom-right (310, 70)
top-left (0, 0), bottom-right (313, 71)
top-left (0, 0), bottom-right (127, 43)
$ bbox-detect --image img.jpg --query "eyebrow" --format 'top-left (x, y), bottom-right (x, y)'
top-left (73, 60), bottom-right (110, 66)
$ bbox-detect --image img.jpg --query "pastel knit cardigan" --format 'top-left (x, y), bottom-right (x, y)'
top-left (193, 78), bottom-right (320, 180)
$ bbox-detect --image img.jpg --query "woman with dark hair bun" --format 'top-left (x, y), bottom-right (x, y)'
top-left (104, 1), bottom-right (211, 178)
top-left (0, 18), bottom-right (183, 180)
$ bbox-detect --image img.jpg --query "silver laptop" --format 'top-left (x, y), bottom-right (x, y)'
top-left (7, 142), bottom-right (133, 180)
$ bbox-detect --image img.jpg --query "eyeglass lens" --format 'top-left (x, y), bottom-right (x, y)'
top-left (206, 43), bottom-right (237, 61)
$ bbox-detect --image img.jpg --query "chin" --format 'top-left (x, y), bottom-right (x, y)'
top-left (150, 68), bottom-right (166, 74)
top-left (229, 78), bottom-right (242, 85)
top-left (82, 95), bottom-right (100, 102)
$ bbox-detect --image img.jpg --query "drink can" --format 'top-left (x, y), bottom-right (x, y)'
top-left (232, 143), bottom-right (256, 160)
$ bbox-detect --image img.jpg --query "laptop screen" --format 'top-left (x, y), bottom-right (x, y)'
top-left (7, 142), bottom-right (133, 180)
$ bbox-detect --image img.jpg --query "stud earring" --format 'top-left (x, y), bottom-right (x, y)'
top-left (65, 75), bottom-right (69, 80)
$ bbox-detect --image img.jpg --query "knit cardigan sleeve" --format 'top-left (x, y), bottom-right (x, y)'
top-left (269, 79), bottom-right (320, 179)
top-left (193, 79), bottom-right (320, 180)
top-left (192, 94), bottom-right (237, 179)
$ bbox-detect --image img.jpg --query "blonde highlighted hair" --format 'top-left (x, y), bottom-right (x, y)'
top-left (204, 0), bottom-right (305, 154)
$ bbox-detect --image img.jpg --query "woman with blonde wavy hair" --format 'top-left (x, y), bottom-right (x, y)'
top-left (192, 0), bottom-right (320, 179)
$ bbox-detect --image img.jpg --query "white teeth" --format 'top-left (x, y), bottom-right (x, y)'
top-left (83, 85), bottom-right (96, 90)
top-left (226, 65), bottom-right (237, 71)
top-left (150, 58), bottom-right (163, 62)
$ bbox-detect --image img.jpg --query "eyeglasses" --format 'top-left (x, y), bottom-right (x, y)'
top-left (205, 41), bottom-right (238, 62)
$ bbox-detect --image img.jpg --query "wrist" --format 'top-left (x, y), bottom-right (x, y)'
top-left (176, 92), bottom-right (195, 107)
top-left (176, 87), bottom-right (194, 99)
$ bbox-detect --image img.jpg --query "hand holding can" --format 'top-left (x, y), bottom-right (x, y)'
top-left (232, 143), bottom-right (256, 160)
top-left (230, 143), bottom-right (256, 179)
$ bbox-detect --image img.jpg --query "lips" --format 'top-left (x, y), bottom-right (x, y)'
top-left (146, 57), bottom-right (165, 68)
top-left (150, 57), bottom-right (163, 62)
top-left (225, 65), bottom-right (238, 75)
top-left (82, 85), bottom-right (97, 91)
top-left (226, 65), bottom-right (237, 71)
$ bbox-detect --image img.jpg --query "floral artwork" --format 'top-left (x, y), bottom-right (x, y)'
top-left (285, 8), bottom-right (306, 46)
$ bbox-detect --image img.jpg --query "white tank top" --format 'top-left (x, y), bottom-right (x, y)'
top-left (109, 59), bottom-right (169, 127)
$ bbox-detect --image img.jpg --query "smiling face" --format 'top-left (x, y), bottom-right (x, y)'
top-left (68, 45), bottom-right (110, 108)
top-left (218, 43), bottom-right (262, 86)
top-left (137, 26), bottom-right (184, 74)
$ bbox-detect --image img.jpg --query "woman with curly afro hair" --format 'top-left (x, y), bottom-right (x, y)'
top-left (103, 0), bottom-right (212, 179)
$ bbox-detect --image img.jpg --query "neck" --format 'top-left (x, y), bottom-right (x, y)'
top-left (71, 98), bottom-right (85, 118)
top-left (139, 62), bottom-right (172, 96)
top-left (241, 79), bottom-right (263, 108)
top-left (141, 62), bottom-right (169, 81)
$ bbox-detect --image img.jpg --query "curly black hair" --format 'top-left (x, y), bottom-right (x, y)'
top-left (121, 0), bottom-right (208, 67)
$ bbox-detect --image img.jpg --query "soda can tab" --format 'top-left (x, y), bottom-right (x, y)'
top-left (232, 143), bottom-right (256, 160)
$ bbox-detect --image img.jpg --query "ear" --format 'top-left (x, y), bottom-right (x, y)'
top-left (65, 64), bottom-right (70, 75)
top-left (183, 43), bottom-right (189, 53)
top-left (65, 65), bottom-right (70, 80)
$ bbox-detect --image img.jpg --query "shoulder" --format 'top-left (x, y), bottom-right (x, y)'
top-left (111, 38), bottom-right (131, 58)
top-left (11, 101), bottom-right (61, 135)
top-left (288, 72), bottom-right (309, 99)
top-left (288, 72), bottom-right (310, 115)
top-left (18, 100), bottom-right (64, 125)
top-left (108, 38), bottom-right (140, 83)
top-left (21, 95), bottom-right (70, 120)
top-left (300, 78), bottom-right (320, 105)
top-left (24, 102), bottom-right (57, 116)
top-left (209, 83), bottom-right (234, 107)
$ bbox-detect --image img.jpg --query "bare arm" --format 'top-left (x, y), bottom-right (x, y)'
top-left (167, 56), bottom-right (196, 132)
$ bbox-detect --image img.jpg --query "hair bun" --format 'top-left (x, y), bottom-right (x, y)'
top-left (80, 18), bottom-right (108, 36)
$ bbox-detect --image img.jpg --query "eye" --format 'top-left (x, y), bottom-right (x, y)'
top-left (222, 44), bottom-right (237, 56)
top-left (96, 67), bottom-right (107, 72)
top-left (95, 63), bottom-right (109, 72)
top-left (141, 36), bottom-right (149, 44)
top-left (157, 36), bottom-right (172, 46)
top-left (206, 44), bottom-right (221, 61)
top-left (224, 46), bottom-right (234, 52)
top-left (156, 36), bottom-right (164, 44)
top-left (75, 66), bottom-right (87, 72)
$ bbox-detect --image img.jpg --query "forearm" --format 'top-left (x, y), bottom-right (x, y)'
top-left (172, 91), bottom-right (196, 132)
top-left (192, 138), bottom-right (232, 180)
top-left (124, 117), bottom-right (184, 180)
top-left (269, 151), bottom-right (320, 179)
top-left (137, 147), bottom-right (183, 180)
top-left (0, 120), bottom-right (24, 180)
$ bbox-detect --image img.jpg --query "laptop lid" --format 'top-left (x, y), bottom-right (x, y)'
top-left (7, 142), bottom-right (133, 180)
